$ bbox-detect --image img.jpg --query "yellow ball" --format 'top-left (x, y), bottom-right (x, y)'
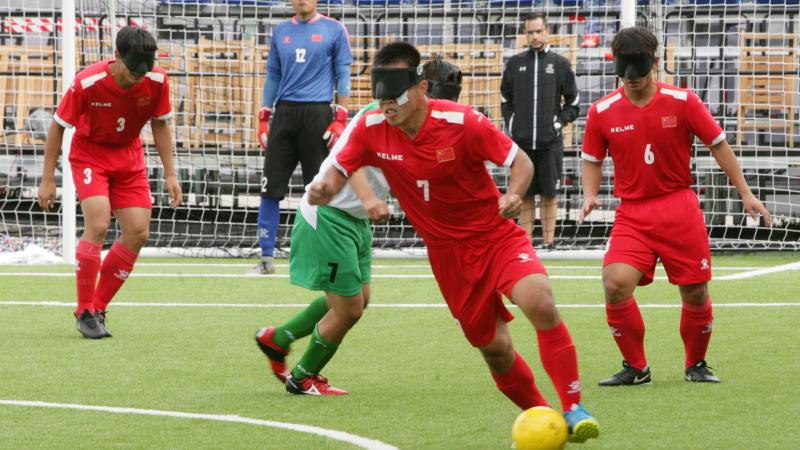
top-left (512, 406), bottom-right (568, 450)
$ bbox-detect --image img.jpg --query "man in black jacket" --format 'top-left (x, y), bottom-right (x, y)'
top-left (501, 12), bottom-right (579, 248)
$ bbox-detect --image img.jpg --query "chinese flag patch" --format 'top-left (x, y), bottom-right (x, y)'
top-left (661, 115), bottom-right (677, 128)
top-left (436, 147), bottom-right (455, 162)
top-left (311, 34), bottom-right (323, 42)
top-left (138, 97), bottom-right (151, 107)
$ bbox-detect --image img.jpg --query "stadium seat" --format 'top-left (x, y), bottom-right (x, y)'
top-left (755, 0), bottom-right (799, 4)
top-left (353, 0), bottom-right (409, 5)
top-left (691, 0), bottom-right (741, 5)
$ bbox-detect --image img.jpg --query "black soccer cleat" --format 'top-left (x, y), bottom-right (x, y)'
top-left (75, 310), bottom-right (106, 339)
top-left (95, 310), bottom-right (112, 338)
top-left (598, 361), bottom-right (652, 386)
top-left (685, 360), bottom-right (720, 383)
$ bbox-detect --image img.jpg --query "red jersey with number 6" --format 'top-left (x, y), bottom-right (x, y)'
top-left (54, 60), bottom-right (172, 148)
top-left (334, 99), bottom-right (520, 244)
top-left (581, 82), bottom-right (724, 201)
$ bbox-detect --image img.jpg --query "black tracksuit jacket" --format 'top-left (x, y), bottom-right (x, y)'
top-left (500, 45), bottom-right (579, 151)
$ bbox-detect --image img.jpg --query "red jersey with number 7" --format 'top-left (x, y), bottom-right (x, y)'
top-left (54, 60), bottom-right (172, 148)
top-left (581, 82), bottom-right (724, 201)
top-left (334, 99), bottom-right (521, 244)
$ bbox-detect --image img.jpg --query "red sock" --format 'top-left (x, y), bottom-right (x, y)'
top-left (75, 240), bottom-right (102, 315)
top-left (680, 298), bottom-right (713, 369)
top-left (537, 321), bottom-right (581, 411)
top-left (93, 242), bottom-right (138, 312)
top-left (606, 297), bottom-right (648, 371)
top-left (490, 352), bottom-right (549, 410)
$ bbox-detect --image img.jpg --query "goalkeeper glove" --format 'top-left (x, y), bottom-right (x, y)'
top-left (322, 104), bottom-right (348, 150)
top-left (258, 107), bottom-right (271, 152)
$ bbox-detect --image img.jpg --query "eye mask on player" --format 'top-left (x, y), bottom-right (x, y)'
top-left (121, 50), bottom-right (156, 76)
top-left (371, 66), bottom-right (423, 102)
top-left (613, 52), bottom-right (654, 79)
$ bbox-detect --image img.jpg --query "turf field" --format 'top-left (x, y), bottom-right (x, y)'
top-left (0, 253), bottom-right (798, 449)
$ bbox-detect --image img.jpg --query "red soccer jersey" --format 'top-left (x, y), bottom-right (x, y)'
top-left (54, 60), bottom-right (172, 147)
top-left (582, 82), bottom-right (724, 200)
top-left (335, 99), bottom-right (520, 243)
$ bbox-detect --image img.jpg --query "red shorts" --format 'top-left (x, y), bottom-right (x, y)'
top-left (604, 188), bottom-right (711, 286)
top-left (427, 220), bottom-right (548, 347)
top-left (69, 136), bottom-right (152, 210)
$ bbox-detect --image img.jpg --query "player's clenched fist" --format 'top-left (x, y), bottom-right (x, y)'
top-left (498, 193), bottom-right (522, 218)
top-left (37, 177), bottom-right (57, 211)
top-left (362, 197), bottom-right (390, 223)
top-left (307, 181), bottom-right (335, 205)
top-left (166, 175), bottom-right (183, 209)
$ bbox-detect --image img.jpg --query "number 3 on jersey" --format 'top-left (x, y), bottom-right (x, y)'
top-left (644, 144), bottom-right (655, 165)
top-left (116, 117), bottom-right (125, 132)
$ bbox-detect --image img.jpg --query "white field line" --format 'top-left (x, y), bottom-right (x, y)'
top-left (1, 300), bottom-right (799, 309)
top-left (0, 400), bottom-right (397, 450)
top-left (715, 261), bottom-right (800, 280)
top-left (0, 262), bottom-right (783, 271)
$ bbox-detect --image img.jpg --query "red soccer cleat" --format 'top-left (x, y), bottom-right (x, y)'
top-left (255, 327), bottom-right (290, 383)
top-left (285, 374), bottom-right (348, 396)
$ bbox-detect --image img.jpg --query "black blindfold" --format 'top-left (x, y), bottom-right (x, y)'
top-left (122, 51), bottom-right (156, 76)
top-left (613, 53), bottom-right (654, 79)
top-left (371, 66), bottom-right (422, 100)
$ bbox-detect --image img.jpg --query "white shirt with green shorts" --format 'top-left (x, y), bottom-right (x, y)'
top-left (289, 102), bottom-right (390, 296)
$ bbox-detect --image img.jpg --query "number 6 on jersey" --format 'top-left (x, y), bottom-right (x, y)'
top-left (644, 144), bottom-right (655, 165)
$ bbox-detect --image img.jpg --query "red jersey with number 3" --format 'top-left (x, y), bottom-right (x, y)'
top-left (581, 82), bottom-right (724, 200)
top-left (54, 60), bottom-right (172, 148)
top-left (335, 99), bottom-right (520, 243)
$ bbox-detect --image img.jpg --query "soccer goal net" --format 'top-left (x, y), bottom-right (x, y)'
top-left (0, 0), bottom-right (796, 258)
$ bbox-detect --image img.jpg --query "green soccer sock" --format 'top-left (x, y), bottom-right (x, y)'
top-left (272, 296), bottom-right (328, 349)
top-left (291, 324), bottom-right (339, 380)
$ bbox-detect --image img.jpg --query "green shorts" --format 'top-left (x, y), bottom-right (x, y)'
top-left (289, 205), bottom-right (372, 297)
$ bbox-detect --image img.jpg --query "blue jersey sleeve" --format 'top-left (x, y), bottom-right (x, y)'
top-left (333, 24), bottom-right (354, 66)
top-left (266, 31), bottom-right (282, 79)
top-left (335, 63), bottom-right (351, 98)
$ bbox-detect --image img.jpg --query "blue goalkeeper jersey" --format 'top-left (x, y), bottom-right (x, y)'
top-left (267, 13), bottom-right (353, 104)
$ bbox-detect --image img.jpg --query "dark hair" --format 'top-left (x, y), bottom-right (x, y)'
top-left (373, 41), bottom-right (421, 69)
top-left (523, 12), bottom-right (547, 27)
top-left (611, 26), bottom-right (658, 57)
top-left (116, 26), bottom-right (157, 57)
top-left (422, 56), bottom-right (462, 85)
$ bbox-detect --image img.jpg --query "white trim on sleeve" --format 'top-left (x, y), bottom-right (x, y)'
top-left (581, 151), bottom-right (601, 162)
top-left (710, 132), bottom-right (726, 146)
top-left (333, 160), bottom-right (350, 177)
top-left (153, 112), bottom-right (173, 121)
top-left (503, 143), bottom-right (519, 168)
top-left (53, 112), bottom-right (74, 129)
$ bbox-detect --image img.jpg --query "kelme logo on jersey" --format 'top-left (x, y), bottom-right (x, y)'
top-left (377, 152), bottom-right (403, 161)
top-left (436, 147), bottom-right (455, 163)
top-left (610, 124), bottom-right (635, 133)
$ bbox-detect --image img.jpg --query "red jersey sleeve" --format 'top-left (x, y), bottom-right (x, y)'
top-left (334, 114), bottom-right (377, 177)
top-left (686, 90), bottom-right (725, 147)
top-left (54, 79), bottom-right (83, 128)
top-left (152, 72), bottom-right (172, 120)
top-left (581, 105), bottom-right (607, 162)
top-left (466, 108), bottom-right (518, 167)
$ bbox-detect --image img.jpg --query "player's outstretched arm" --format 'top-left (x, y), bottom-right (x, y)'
top-left (308, 166), bottom-right (348, 206)
top-left (579, 160), bottom-right (603, 223)
top-left (37, 120), bottom-right (65, 211)
top-left (709, 140), bottom-right (772, 226)
top-left (498, 150), bottom-right (533, 218)
top-left (349, 168), bottom-right (390, 223)
top-left (151, 118), bottom-right (182, 209)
